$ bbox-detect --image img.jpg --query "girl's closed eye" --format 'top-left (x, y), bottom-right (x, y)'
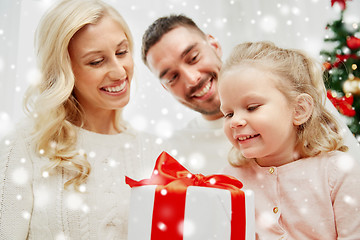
top-left (247, 104), bottom-right (260, 111)
top-left (224, 112), bottom-right (234, 118)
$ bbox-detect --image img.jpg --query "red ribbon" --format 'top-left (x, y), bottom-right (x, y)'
top-left (126, 151), bottom-right (246, 240)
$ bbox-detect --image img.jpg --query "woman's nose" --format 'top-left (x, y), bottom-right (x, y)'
top-left (108, 59), bottom-right (126, 80)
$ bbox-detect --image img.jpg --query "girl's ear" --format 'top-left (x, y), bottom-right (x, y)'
top-left (206, 34), bottom-right (222, 58)
top-left (293, 93), bottom-right (314, 126)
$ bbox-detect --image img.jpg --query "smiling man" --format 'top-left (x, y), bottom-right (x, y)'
top-left (144, 22), bottom-right (222, 120)
top-left (142, 15), bottom-right (231, 174)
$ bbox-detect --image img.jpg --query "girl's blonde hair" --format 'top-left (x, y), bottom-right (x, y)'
top-left (24, 0), bottom-right (134, 189)
top-left (220, 41), bottom-right (347, 166)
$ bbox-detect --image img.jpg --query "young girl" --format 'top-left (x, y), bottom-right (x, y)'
top-left (218, 41), bottom-right (360, 239)
top-left (0, 0), bottom-right (161, 239)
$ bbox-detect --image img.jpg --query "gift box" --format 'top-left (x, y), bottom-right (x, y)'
top-left (126, 152), bottom-right (255, 240)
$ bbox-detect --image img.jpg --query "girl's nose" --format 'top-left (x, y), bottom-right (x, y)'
top-left (230, 115), bottom-right (247, 128)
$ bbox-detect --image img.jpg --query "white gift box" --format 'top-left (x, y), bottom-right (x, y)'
top-left (128, 185), bottom-right (255, 240)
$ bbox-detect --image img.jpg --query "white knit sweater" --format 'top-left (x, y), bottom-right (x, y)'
top-left (0, 123), bottom-right (163, 240)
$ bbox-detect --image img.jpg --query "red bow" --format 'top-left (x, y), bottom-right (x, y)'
top-left (126, 151), bottom-right (246, 240)
top-left (327, 90), bottom-right (356, 117)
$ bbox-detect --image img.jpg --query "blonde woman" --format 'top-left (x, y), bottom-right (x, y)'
top-left (219, 41), bottom-right (360, 239)
top-left (0, 0), bottom-right (161, 239)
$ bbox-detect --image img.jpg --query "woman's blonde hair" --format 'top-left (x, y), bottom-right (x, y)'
top-left (24, 0), bottom-right (134, 189)
top-left (220, 41), bottom-right (347, 166)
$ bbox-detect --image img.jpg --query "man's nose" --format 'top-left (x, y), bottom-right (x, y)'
top-left (181, 68), bottom-right (201, 88)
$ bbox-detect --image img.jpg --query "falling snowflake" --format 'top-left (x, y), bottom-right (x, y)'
top-left (34, 186), bottom-right (50, 208)
top-left (0, 57), bottom-right (4, 72)
top-left (183, 219), bottom-right (195, 236)
top-left (55, 232), bottom-right (67, 240)
top-left (26, 67), bottom-right (41, 86)
top-left (22, 211), bottom-right (31, 220)
top-left (128, 115), bottom-right (147, 131)
top-left (188, 152), bottom-right (206, 171)
top-left (155, 119), bottom-right (173, 138)
top-left (12, 167), bottom-right (28, 185)
top-left (66, 193), bottom-right (84, 210)
top-left (336, 155), bottom-right (355, 172)
top-left (258, 211), bottom-right (276, 229)
top-left (157, 222), bottom-right (167, 231)
top-left (259, 15), bottom-right (277, 33)
top-left (0, 112), bottom-right (14, 138)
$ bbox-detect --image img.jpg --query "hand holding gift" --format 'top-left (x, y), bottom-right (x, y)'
top-left (126, 152), bottom-right (255, 240)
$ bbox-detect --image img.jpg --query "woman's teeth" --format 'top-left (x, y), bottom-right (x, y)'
top-left (103, 81), bottom-right (126, 93)
top-left (195, 81), bottom-right (211, 97)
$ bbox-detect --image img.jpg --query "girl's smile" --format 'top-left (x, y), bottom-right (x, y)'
top-left (219, 65), bottom-right (298, 167)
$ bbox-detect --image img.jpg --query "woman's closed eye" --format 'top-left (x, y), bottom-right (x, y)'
top-left (116, 50), bottom-right (129, 57)
top-left (89, 58), bottom-right (104, 66)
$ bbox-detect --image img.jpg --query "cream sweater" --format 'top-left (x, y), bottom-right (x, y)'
top-left (0, 124), bottom-right (162, 240)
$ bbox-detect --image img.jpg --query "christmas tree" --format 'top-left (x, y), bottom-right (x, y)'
top-left (320, 0), bottom-right (360, 141)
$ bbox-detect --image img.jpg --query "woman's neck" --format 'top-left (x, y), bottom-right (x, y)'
top-left (81, 109), bottom-right (121, 135)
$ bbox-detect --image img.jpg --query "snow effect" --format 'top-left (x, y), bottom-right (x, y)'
top-left (188, 152), bottom-right (206, 171)
top-left (0, 57), bottom-right (4, 73)
top-left (12, 167), bottom-right (28, 185)
top-left (336, 154), bottom-right (355, 172)
top-left (66, 193), bottom-right (84, 210)
top-left (1, 0), bottom-right (360, 238)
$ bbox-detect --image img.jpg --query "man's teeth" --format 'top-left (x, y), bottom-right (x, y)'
top-left (238, 134), bottom-right (258, 141)
top-left (103, 81), bottom-right (126, 93)
top-left (194, 81), bottom-right (211, 97)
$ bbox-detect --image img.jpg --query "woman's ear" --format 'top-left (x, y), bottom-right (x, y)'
top-left (206, 34), bottom-right (222, 58)
top-left (293, 93), bottom-right (314, 126)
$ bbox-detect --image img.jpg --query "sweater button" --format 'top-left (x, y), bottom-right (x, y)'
top-left (268, 167), bottom-right (275, 174)
top-left (273, 207), bottom-right (279, 214)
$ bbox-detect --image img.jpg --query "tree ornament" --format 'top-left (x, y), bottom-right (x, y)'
top-left (333, 54), bottom-right (359, 67)
top-left (343, 76), bottom-right (360, 95)
top-left (346, 36), bottom-right (360, 50)
top-left (323, 61), bottom-right (332, 70)
top-left (327, 90), bottom-right (356, 117)
top-left (331, 0), bottom-right (351, 10)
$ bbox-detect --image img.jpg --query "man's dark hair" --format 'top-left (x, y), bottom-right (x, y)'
top-left (141, 14), bottom-right (205, 66)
